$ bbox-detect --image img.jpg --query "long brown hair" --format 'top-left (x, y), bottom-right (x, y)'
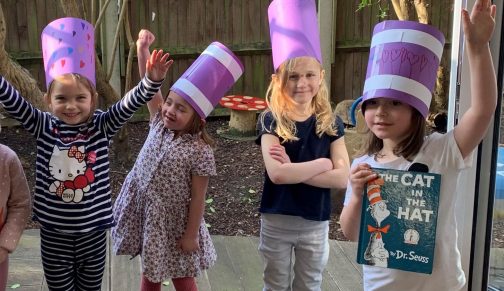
top-left (358, 106), bottom-right (426, 161)
top-left (184, 113), bottom-right (215, 147)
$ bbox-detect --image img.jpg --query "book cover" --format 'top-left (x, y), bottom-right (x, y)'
top-left (356, 167), bottom-right (441, 274)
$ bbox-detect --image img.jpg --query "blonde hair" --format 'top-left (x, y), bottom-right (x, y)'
top-left (264, 57), bottom-right (336, 142)
top-left (46, 73), bottom-right (98, 120)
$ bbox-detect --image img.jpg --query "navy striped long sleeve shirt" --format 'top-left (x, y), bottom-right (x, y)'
top-left (0, 75), bottom-right (162, 233)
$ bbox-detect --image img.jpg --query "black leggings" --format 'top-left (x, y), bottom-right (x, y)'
top-left (40, 227), bottom-right (107, 291)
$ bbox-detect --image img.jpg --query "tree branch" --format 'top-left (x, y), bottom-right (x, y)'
top-left (414, 0), bottom-right (429, 24)
top-left (105, 0), bottom-right (128, 81)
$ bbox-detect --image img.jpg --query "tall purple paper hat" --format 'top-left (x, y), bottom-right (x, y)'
top-left (170, 42), bottom-right (244, 118)
top-left (42, 17), bottom-right (95, 88)
top-left (268, 0), bottom-right (322, 70)
top-left (362, 20), bottom-right (445, 117)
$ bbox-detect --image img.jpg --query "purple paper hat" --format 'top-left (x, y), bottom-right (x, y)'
top-left (170, 42), bottom-right (244, 118)
top-left (268, 0), bottom-right (322, 70)
top-left (42, 17), bottom-right (95, 88)
top-left (362, 20), bottom-right (445, 117)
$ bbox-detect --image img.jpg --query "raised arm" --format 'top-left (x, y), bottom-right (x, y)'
top-left (261, 133), bottom-right (333, 184)
top-left (137, 29), bottom-right (170, 120)
top-left (0, 76), bottom-right (48, 137)
top-left (454, 0), bottom-right (497, 158)
top-left (99, 48), bottom-right (172, 138)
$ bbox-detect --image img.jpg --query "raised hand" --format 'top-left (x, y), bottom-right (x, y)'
top-left (462, 0), bottom-right (496, 47)
top-left (137, 29), bottom-right (155, 50)
top-left (349, 163), bottom-right (377, 200)
top-left (146, 49), bottom-right (173, 82)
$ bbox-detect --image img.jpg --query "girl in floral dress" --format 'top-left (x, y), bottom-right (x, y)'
top-left (112, 29), bottom-right (244, 291)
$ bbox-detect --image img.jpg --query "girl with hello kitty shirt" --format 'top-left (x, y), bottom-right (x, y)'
top-left (0, 17), bottom-right (171, 290)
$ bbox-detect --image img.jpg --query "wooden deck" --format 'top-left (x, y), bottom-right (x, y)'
top-left (8, 229), bottom-right (363, 291)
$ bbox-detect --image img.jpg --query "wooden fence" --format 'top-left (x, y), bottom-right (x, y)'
top-left (1, 0), bottom-right (454, 115)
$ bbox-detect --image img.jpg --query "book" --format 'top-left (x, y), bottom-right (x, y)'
top-left (356, 167), bottom-right (441, 274)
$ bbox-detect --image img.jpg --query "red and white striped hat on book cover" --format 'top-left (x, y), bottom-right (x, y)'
top-left (367, 178), bottom-right (385, 206)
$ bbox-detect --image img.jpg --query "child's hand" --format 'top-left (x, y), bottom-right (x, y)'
top-left (178, 235), bottom-right (200, 253)
top-left (349, 163), bottom-right (377, 200)
top-left (462, 0), bottom-right (496, 48)
top-left (269, 144), bottom-right (291, 164)
top-left (0, 247), bottom-right (7, 264)
top-left (146, 49), bottom-right (174, 82)
top-left (136, 29), bottom-right (155, 50)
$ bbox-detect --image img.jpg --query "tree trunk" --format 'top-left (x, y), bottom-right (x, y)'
top-left (389, 0), bottom-right (447, 120)
top-left (391, 0), bottom-right (413, 20)
top-left (0, 3), bottom-right (45, 113)
top-left (413, 0), bottom-right (429, 24)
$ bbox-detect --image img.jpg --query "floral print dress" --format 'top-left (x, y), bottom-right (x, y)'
top-left (112, 114), bottom-right (217, 282)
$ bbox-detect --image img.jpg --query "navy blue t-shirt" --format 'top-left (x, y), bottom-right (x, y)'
top-left (255, 111), bottom-right (345, 221)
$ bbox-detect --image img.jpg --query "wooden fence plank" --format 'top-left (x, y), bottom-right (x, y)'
top-left (16, 0), bottom-right (29, 51)
top-left (243, 0), bottom-right (260, 44)
top-left (177, 0), bottom-right (188, 47)
top-left (167, 0), bottom-right (178, 46)
top-left (205, 0), bottom-right (216, 42)
top-left (3, 0), bottom-right (19, 52)
top-left (231, 0), bottom-right (242, 45)
top-left (343, 53), bottom-right (354, 100)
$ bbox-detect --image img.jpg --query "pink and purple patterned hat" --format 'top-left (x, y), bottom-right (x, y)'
top-left (268, 0), bottom-right (322, 70)
top-left (170, 42), bottom-right (244, 118)
top-left (362, 20), bottom-right (445, 117)
top-left (41, 17), bottom-right (95, 88)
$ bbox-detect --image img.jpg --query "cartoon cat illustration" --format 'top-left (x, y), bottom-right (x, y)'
top-left (364, 231), bottom-right (389, 267)
top-left (48, 145), bottom-right (95, 203)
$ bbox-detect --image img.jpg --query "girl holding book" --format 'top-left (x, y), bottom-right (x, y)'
top-left (340, 0), bottom-right (497, 290)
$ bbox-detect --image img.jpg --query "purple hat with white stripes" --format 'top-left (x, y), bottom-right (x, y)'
top-left (362, 20), bottom-right (445, 117)
top-left (268, 0), bottom-right (322, 70)
top-left (42, 17), bottom-right (95, 87)
top-left (170, 42), bottom-right (244, 118)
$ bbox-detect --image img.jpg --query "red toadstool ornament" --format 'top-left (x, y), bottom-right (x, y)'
top-left (219, 95), bottom-right (266, 138)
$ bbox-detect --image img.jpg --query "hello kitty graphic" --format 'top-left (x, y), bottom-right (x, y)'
top-left (48, 145), bottom-right (96, 203)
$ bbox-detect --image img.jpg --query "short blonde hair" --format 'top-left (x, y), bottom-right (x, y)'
top-left (264, 57), bottom-right (336, 142)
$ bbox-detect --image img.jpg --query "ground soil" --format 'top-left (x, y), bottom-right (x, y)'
top-left (1, 117), bottom-right (503, 248)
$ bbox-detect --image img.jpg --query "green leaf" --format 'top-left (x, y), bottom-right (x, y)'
top-left (10, 283), bottom-right (21, 289)
top-left (210, 206), bottom-right (216, 213)
top-left (206, 223), bottom-right (211, 228)
top-left (205, 198), bottom-right (214, 204)
top-left (248, 189), bottom-right (256, 194)
top-left (162, 281), bottom-right (170, 286)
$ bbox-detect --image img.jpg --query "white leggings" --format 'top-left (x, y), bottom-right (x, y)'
top-left (259, 213), bottom-right (329, 291)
